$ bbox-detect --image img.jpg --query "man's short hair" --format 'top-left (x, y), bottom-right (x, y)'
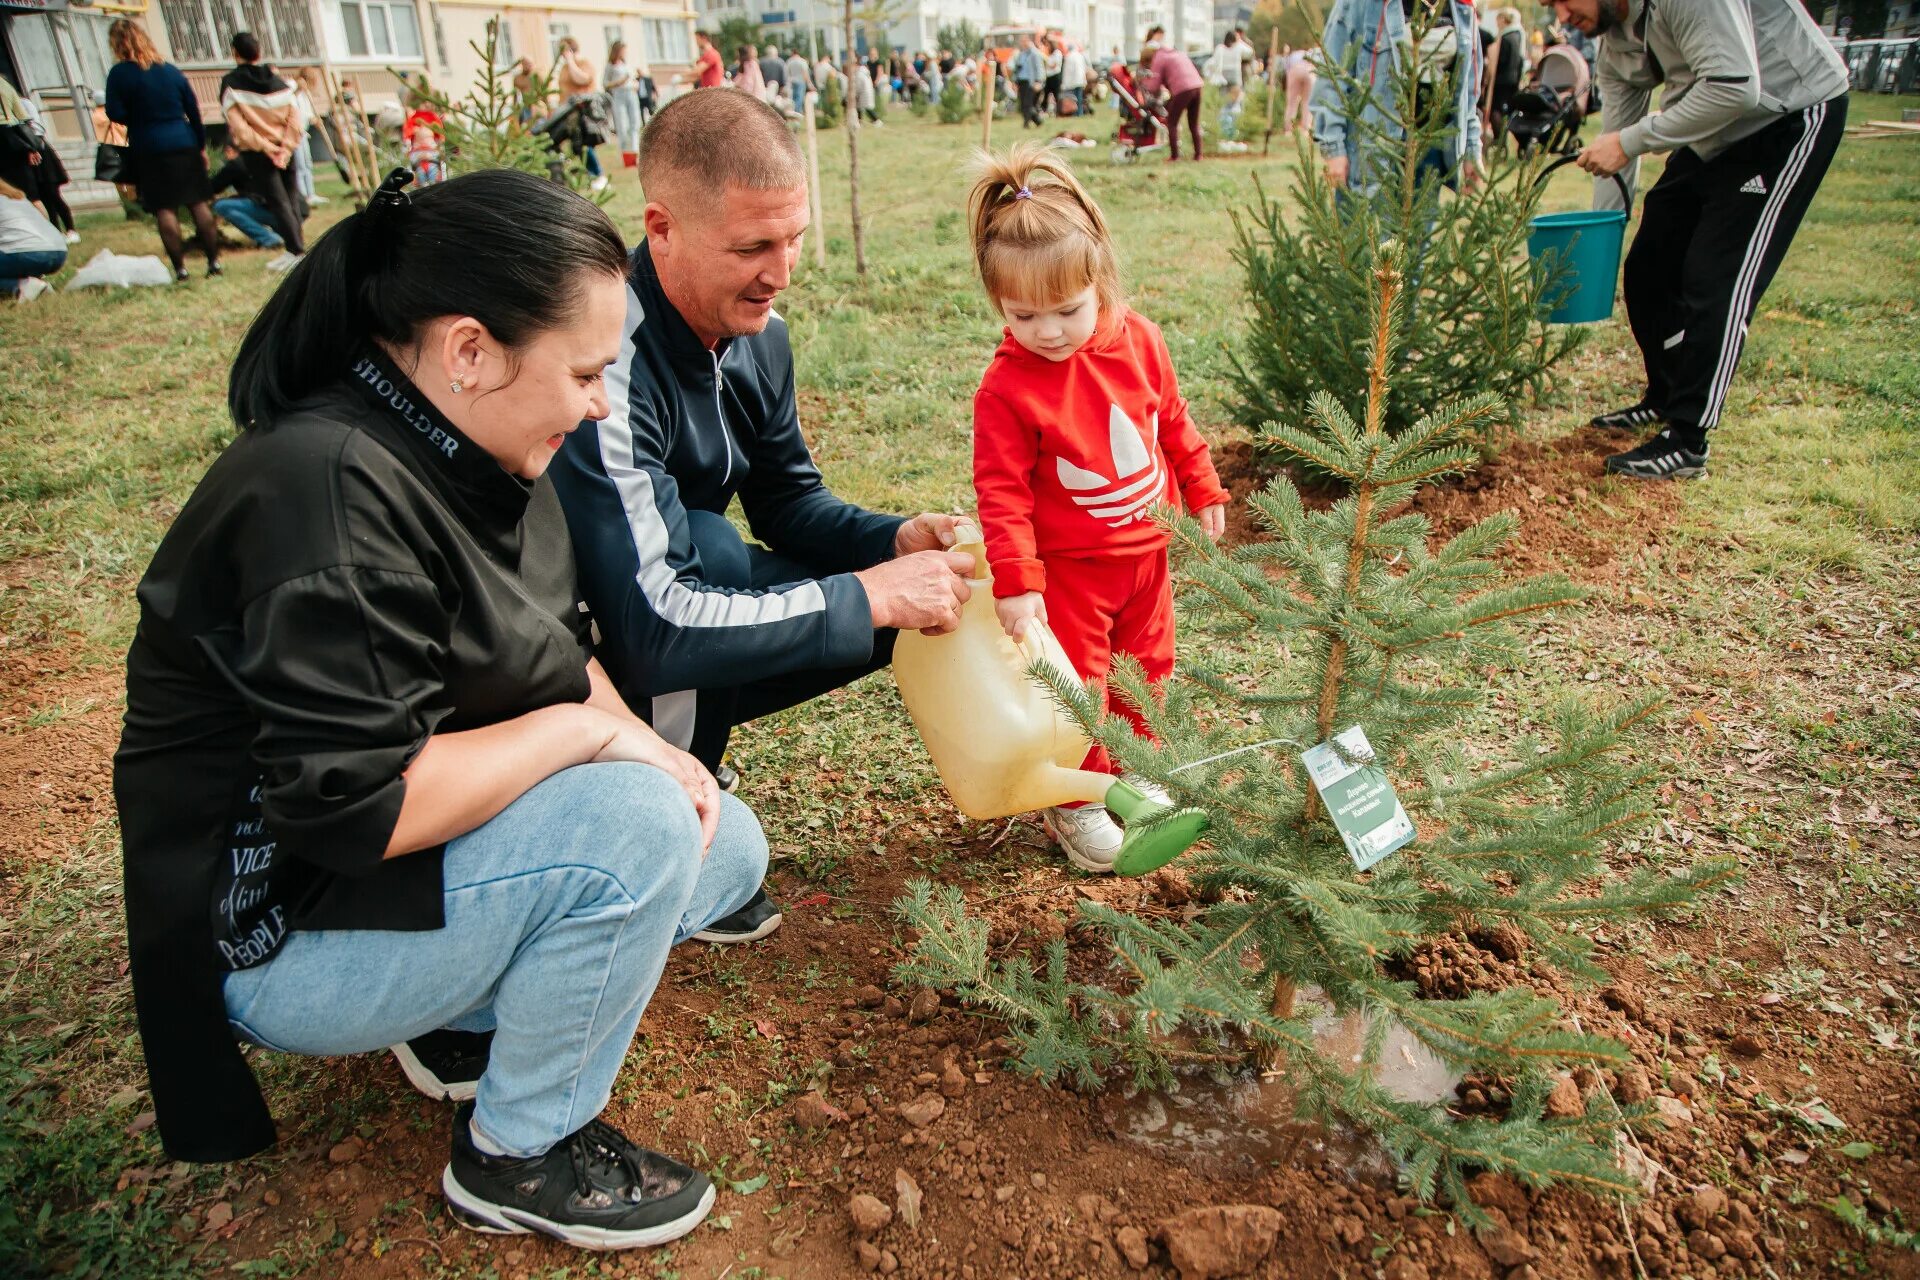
top-left (231, 30), bottom-right (262, 61)
top-left (639, 88), bottom-right (806, 204)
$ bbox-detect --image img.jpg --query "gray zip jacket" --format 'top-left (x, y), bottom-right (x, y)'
top-left (1599, 0), bottom-right (1846, 160)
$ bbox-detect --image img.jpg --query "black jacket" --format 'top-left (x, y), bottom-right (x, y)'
top-left (114, 352), bottom-right (590, 1161)
top-left (547, 242), bottom-right (901, 741)
top-left (208, 158), bottom-right (255, 199)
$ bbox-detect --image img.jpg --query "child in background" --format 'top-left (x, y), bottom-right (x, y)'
top-left (967, 145), bottom-right (1229, 873)
top-left (402, 102), bottom-right (445, 185)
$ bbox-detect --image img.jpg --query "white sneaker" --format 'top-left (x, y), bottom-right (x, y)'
top-left (1043, 804), bottom-right (1123, 874)
top-left (264, 252), bottom-right (300, 275)
top-left (590, 175), bottom-right (610, 192)
top-left (308, 194), bottom-right (330, 206)
top-left (17, 277), bottom-right (49, 303)
top-left (64, 229), bottom-right (80, 244)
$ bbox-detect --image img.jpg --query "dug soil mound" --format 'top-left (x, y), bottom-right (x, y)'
top-left (1212, 425), bottom-right (1683, 585)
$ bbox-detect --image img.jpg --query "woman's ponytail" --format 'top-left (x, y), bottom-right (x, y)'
top-left (226, 194), bottom-right (368, 431)
top-left (227, 167), bottom-right (627, 432)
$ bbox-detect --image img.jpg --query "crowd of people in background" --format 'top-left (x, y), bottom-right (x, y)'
top-left (0, 0), bottom-right (1691, 306)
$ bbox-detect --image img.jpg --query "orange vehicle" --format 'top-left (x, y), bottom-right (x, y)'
top-left (982, 24), bottom-right (1063, 66)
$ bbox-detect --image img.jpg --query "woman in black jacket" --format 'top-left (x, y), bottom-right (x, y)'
top-left (114, 168), bottom-right (767, 1252)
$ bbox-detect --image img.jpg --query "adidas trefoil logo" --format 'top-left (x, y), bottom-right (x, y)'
top-left (1740, 174), bottom-right (1767, 195)
top-left (1056, 404), bottom-right (1165, 527)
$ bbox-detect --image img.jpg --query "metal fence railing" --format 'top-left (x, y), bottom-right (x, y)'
top-left (1830, 37), bottom-right (1920, 95)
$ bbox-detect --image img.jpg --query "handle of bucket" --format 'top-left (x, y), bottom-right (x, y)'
top-left (1533, 153), bottom-right (1633, 218)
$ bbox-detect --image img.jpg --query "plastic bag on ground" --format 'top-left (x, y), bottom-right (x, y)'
top-left (63, 249), bottom-right (174, 291)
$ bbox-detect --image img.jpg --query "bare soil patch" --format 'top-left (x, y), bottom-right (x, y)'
top-left (1212, 426), bottom-right (1684, 586)
top-left (4, 431), bottom-right (1915, 1280)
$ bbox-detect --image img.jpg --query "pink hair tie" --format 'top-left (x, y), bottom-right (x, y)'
top-left (1013, 186), bottom-right (1032, 200)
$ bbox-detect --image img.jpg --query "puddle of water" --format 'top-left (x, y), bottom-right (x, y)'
top-left (1107, 995), bottom-right (1462, 1175)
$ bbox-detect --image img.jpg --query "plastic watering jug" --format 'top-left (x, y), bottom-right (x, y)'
top-left (891, 524), bottom-right (1209, 876)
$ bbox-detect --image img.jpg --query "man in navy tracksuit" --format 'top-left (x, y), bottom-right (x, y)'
top-left (1559, 0), bottom-right (1849, 479)
top-left (550, 90), bottom-right (973, 943)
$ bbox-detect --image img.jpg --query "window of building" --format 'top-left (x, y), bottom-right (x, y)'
top-left (338, 0), bottom-right (423, 59)
top-left (494, 15), bottom-right (515, 60)
top-left (604, 23), bottom-right (624, 56)
top-left (157, 0), bottom-right (320, 65)
top-left (643, 17), bottom-right (691, 63)
top-left (548, 21), bottom-right (571, 57)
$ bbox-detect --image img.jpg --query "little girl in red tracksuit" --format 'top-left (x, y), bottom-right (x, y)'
top-left (967, 145), bottom-right (1229, 874)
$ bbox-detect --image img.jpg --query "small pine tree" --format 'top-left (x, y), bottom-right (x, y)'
top-left (936, 75), bottom-right (977, 124)
top-left (404, 21), bottom-right (597, 196)
top-left (895, 248), bottom-right (1738, 1215)
top-left (1227, 2), bottom-right (1578, 455)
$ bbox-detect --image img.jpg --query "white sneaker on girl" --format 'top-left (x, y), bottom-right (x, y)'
top-left (1044, 804), bottom-right (1123, 874)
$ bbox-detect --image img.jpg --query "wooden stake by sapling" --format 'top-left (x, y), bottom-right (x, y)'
top-left (842, 0), bottom-right (867, 275)
top-left (347, 77), bottom-right (382, 189)
top-left (323, 69), bottom-right (370, 203)
top-left (803, 91), bottom-right (827, 268)
top-left (1263, 31), bottom-right (1281, 155)
top-left (980, 56), bottom-right (996, 152)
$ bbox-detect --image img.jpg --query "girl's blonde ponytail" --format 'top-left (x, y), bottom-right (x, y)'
top-left (966, 144), bottom-right (1122, 313)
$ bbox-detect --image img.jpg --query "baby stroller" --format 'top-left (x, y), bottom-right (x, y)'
top-left (532, 92), bottom-right (614, 177)
top-left (1505, 43), bottom-right (1592, 155)
top-left (1107, 62), bottom-right (1167, 163)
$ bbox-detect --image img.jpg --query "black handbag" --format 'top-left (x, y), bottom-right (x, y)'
top-left (0, 121), bottom-right (37, 161)
top-left (94, 141), bottom-right (133, 184)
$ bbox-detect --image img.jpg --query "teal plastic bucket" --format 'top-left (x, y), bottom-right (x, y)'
top-left (1528, 157), bottom-right (1634, 325)
top-left (1529, 209), bottom-right (1628, 324)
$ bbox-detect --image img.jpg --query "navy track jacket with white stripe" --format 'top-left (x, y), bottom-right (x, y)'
top-left (548, 242), bottom-right (904, 721)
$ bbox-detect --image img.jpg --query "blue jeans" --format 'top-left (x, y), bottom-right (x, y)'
top-left (214, 197), bottom-right (283, 248)
top-left (0, 247), bottom-right (65, 295)
top-left (223, 762), bottom-right (766, 1157)
top-left (791, 80), bottom-right (808, 114)
top-left (611, 88), bottom-right (641, 152)
top-left (1219, 99), bottom-right (1243, 140)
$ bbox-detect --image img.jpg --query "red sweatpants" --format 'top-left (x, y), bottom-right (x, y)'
top-left (1042, 549), bottom-right (1174, 776)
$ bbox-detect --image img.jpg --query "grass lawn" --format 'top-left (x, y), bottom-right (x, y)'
top-left (1, 97), bottom-right (1917, 1278)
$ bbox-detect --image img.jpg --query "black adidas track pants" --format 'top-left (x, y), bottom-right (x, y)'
top-left (1621, 94), bottom-right (1848, 437)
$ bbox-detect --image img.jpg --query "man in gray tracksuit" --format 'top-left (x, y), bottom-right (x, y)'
top-left (1553, 0), bottom-right (1849, 479)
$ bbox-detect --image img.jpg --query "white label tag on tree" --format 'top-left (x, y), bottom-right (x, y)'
top-left (1301, 726), bottom-right (1416, 871)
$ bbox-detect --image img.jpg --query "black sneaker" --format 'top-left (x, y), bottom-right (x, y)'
top-left (443, 1103), bottom-right (714, 1250)
top-left (692, 887), bottom-right (783, 944)
top-left (207, 261), bottom-right (224, 278)
top-left (1591, 401), bottom-right (1664, 431)
top-left (392, 1029), bottom-right (492, 1102)
top-left (1603, 429), bottom-right (1709, 479)
top-left (714, 763), bottom-right (740, 794)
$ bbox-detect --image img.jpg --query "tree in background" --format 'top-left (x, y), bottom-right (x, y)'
top-left (1228, 4), bottom-right (1577, 456)
top-left (896, 248), bottom-right (1735, 1216)
top-left (1249, 0), bottom-right (1324, 56)
top-left (406, 20), bottom-right (598, 198)
top-left (937, 20), bottom-right (985, 55)
top-left (1833, 0), bottom-right (1890, 36)
top-left (714, 15), bottom-right (763, 64)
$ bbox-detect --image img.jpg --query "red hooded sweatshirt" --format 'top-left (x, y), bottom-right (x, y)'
top-left (973, 306), bottom-right (1229, 598)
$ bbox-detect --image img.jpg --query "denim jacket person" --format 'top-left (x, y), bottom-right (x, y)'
top-left (1311, 0), bottom-right (1485, 194)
